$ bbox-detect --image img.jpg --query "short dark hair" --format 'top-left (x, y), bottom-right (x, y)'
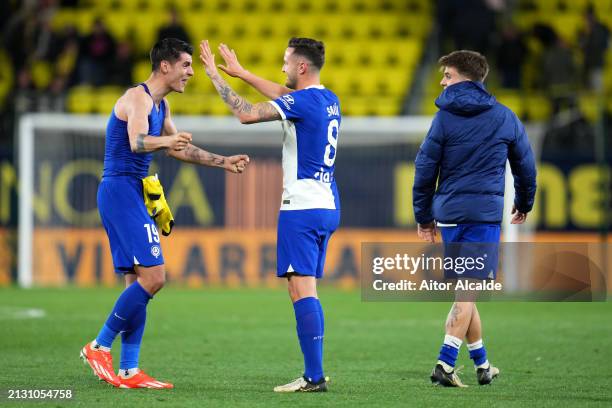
top-left (288, 37), bottom-right (325, 70)
top-left (438, 50), bottom-right (489, 82)
top-left (150, 38), bottom-right (193, 72)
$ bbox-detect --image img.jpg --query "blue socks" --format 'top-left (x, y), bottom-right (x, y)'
top-left (437, 336), bottom-right (490, 370)
top-left (468, 339), bottom-right (489, 368)
top-left (316, 299), bottom-right (324, 362)
top-left (95, 281), bottom-right (152, 349)
top-left (120, 307), bottom-right (147, 370)
top-left (293, 297), bottom-right (325, 383)
top-left (438, 334), bottom-right (462, 368)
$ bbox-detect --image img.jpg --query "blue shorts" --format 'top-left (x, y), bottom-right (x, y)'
top-left (439, 223), bottom-right (500, 280)
top-left (277, 209), bottom-right (340, 279)
top-left (98, 176), bottom-right (164, 274)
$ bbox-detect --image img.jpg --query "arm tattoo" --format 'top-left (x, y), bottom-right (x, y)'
top-left (211, 74), bottom-right (281, 122)
top-left (211, 74), bottom-right (253, 115)
top-left (135, 134), bottom-right (146, 153)
top-left (255, 102), bottom-right (282, 121)
top-left (185, 144), bottom-right (225, 167)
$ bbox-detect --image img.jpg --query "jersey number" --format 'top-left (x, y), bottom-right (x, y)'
top-left (324, 119), bottom-right (339, 167)
top-left (144, 223), bottom-right (160, 243)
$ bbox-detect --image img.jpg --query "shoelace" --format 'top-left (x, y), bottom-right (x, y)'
top-left (451, 365), bottom-right (466, 386)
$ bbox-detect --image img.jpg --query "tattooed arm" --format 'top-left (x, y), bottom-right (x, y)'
top-left (168, 144), bottom-right (250, 173)
top-left (163, 98), bottom-right (250, 172)
top-left (211, 76), bottom-right (281, 124)
top-left (200, 40), bottom-right (281, 124)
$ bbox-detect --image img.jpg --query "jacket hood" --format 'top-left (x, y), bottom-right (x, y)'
top-left (435, 81), bottom-right (496, 116)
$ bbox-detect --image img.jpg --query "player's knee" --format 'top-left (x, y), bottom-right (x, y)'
top-left (287, 276), bottom-right (317, 303)
top-left (150, 273), bottom-right (166, 293)
top-left (139, 269), bottom-right (166, 294)
top-left (287, 280), bottom-right (307, 303)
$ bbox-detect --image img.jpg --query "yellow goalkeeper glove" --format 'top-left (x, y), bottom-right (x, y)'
top-left (142, 174), bottom-right (175, 236)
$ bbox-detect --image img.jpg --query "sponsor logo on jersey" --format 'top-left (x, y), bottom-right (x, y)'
top-left (280, 94), bottom-right (294, 110)
top-left (151, 245), bottom-right (161, 258)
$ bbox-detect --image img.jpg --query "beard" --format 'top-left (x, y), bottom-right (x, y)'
top-left (285, 76), bottom-right (296, 89)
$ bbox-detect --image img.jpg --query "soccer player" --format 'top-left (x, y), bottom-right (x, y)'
top-left (200, 38), bottom-right (340, 392)
top-left (413, 50), bottom-right (537, 387)
top-left (80, 38), bottom-right (250, 389)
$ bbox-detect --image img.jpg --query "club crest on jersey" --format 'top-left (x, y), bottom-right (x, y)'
top-left (280, 94), bottom-right (295, 110)
top-left (151, 245), bottom-right (161, 258)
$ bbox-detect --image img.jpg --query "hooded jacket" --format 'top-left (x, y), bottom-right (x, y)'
top-left (413, 81), bottom-right (537, 225)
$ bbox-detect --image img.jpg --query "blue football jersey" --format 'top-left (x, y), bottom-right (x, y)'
top-left (102, 83), bottom-right (165, 179)
top-left (269, 85), bottom-right (341, 211)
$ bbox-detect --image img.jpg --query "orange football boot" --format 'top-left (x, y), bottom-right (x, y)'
top-left (80, 342), bottom-right (121, 387)
top-left (119, 370), bottom-right (174, 389)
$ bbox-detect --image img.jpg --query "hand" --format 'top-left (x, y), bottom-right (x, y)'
top-left (510, 205), bottom-right (528, 224)
top-left (168, 132), bottom-right (192, 151)
top-left (199, 40), bottom-right (219, 78)
top-left (417, 222), bottom-right (437, 243)
top-left (225, 154), bottom-right (250, 173)
top-left (217, 43), bottom-right (247, 78)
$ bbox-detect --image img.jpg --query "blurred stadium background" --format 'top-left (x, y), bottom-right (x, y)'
top-left (0, 0), bottom-right (610, 288)
top-left (1, 1), bottom-right (611, 406)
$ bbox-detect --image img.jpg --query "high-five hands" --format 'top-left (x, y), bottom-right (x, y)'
top-left (217, 43), bottom-right (247, 78)
top-left (199, 40), bottom-right (219, 78)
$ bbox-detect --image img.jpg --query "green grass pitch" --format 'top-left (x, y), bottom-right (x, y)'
top-left (1, 287), bottom-right (611, 407)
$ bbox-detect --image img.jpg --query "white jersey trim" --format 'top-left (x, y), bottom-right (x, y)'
top-left (268, 100), bottom-right (286, 120)
top-left (281, 120), bottom-right (298, 195)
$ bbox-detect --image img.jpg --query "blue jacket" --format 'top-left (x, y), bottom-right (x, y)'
top-left (413, 81), bottom-right (537, 225)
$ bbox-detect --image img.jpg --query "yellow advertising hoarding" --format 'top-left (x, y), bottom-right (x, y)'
top-left (28, 228), bottom-right (425, 288)
top-left (1, 228), bottom-right (610, 292)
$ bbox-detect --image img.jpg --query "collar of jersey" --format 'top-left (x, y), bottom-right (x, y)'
top-left (304, 85), bottom-right (325, 89)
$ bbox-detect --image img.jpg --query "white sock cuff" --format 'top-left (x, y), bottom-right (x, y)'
top-left (476, 360), bottom-right (490, 369)
top-left (91, 339), bottom-right (110, 352)
top-left (119, 368), bottom-right (140, 378)
top-left (467, 339), bottom-right (484, 351)
top-left (444, 334), bottom-right (462, 349)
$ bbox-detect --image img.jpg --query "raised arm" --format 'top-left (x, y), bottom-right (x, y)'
top-left (217, 43), bottom-right (292, 100)
top-left (163, 98), bottom-right (250, 173)
top-left (200, 40), bottom-right (281, 124)
top-left (121, 89), bottom-right (192, 153)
